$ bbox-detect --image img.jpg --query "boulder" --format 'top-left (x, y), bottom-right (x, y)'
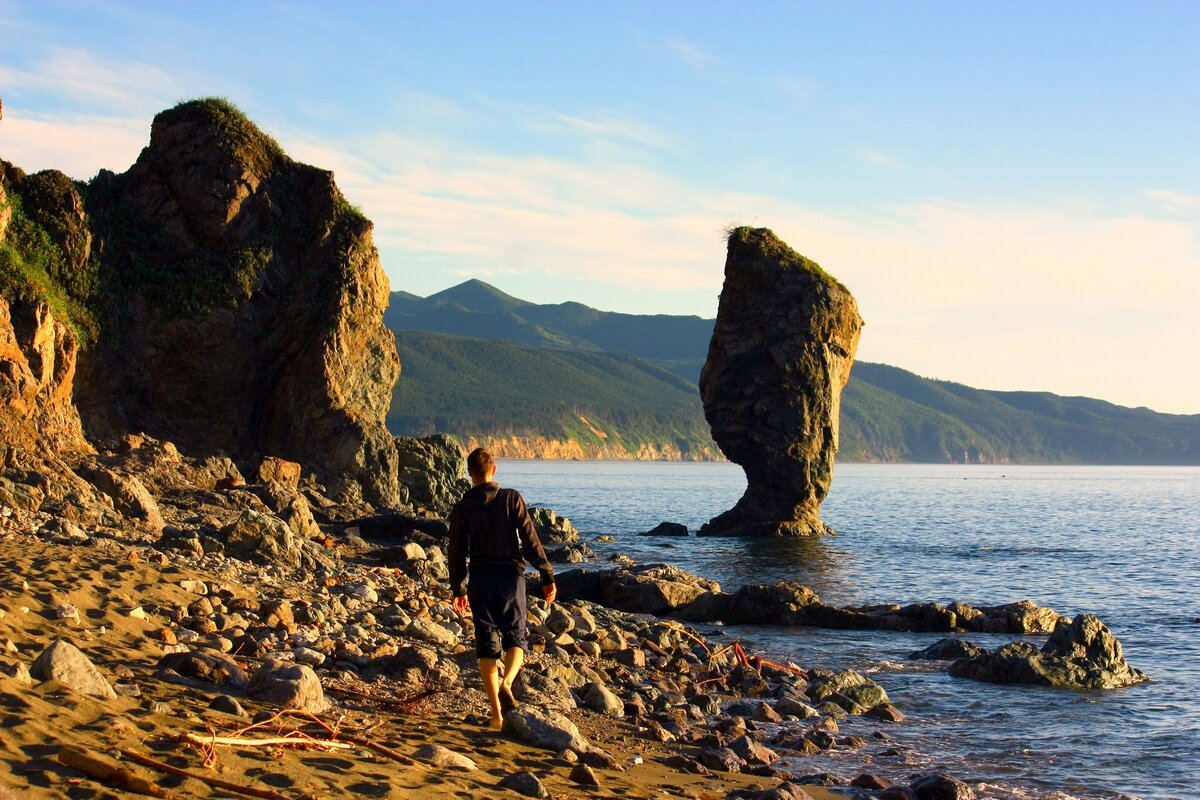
top-left (497, 771), bottom-right (548, 798)
top-left (696, 746), bottom-right (742, 773)
top-left (555, 564), bottom-right (719, 615)
top-left (970, 600), bottom-right (1062, 633)
top-left (581, 682), bottom-right (624, 717)
top-left (404, 618), bottom-right (459, 649)
top-left (414, 743), bottom-right (476, 770)
top-left (909, 638), bottom-right (985, 661)
top-left (248, 659), bottom-right (330, 712)
top-left (222, 510), bottom-right (303, 566)
top-left (911, 773), bottom-right (975, 800)
top-left (83, 468), bottom-right (164, 532)
top-left (806, 669), bottom-right (889, 708)
top-left (155, 649), bottom-right (249, 688)
top-left (30, 640), bottom-right (116, 698)
top-left (502, 707), bottom-right (590, 753)
top-left (569, 762), bottom-right (600, 787)
top-left (394, 434), bottom-right (471, 515)
top-left (528, 506), bottom-right (579, 544)
top-left (639, 522), bottom-right (688, 537)
top-left (949, 614), bottom-right (1148, 689)
top-left (678, 582), bottom-right (818, 625)
top-left (728, 734), bottom-right (779, 765)
top-left (698, 227), bottom-right (862, 536)
top-left (257, 456), bottom-right (301, 487)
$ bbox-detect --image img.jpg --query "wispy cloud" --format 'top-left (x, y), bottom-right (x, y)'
top-left (1143, 189), bottom-right (1200, 215)
top-left (523, 110), bottom-right (683, 151)
top-left (861, 149), bottom-right (906, 169)
top-left (0, 110), bottom-right (148, 178)
top-left (664, 36), bottom-right (719, 70)
top-left (0, 47), bottom-right (182, 114)
top-left (777, 77), bottom-right (818, 99)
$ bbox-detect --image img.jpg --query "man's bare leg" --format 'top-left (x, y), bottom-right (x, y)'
top-left (500, 646), bottom-right (524, 693)
top-left (497, 646), bottom-right (524, 715)
top-left (479, 657), bottom-right (503, 729)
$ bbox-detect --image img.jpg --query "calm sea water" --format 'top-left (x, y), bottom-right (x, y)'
top-left (499, 461), bottom-right (1200, 800)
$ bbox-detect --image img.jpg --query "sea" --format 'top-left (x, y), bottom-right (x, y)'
top-left (499, 460), bottom-right (1200, 800)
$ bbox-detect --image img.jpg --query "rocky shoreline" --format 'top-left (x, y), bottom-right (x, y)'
top-left (0, 437), bottom-right (1147, 799)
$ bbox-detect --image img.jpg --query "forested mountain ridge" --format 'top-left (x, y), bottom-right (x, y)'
top-left (386, 282), bottom-right (1200, 464)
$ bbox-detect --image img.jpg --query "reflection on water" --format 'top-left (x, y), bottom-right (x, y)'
top-left (500, 460), bottom-right (1200, 800)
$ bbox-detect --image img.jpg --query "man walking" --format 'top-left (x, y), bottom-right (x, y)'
top-left (448, 448), bottom-right (557, 729)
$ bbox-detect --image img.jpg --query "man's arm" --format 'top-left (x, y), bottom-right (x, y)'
top-left (446, 505), bottom-right (469, 598)
top-left (511, 492), bottom-right (555, 599)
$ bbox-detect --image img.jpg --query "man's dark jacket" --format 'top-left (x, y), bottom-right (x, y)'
top-left (447, 482), bottom-right (555, 597)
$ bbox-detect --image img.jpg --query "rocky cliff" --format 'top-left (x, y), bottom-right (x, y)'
top-left (461, 434), bottom-right (722, 462)
top-left (699, 227), bottom-right (862, 536)
top-left (0, 165), bottom-right (92, 459)
top-left (0, 99), bottom-right (403, 507)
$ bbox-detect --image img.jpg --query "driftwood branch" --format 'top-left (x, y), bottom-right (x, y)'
top-left (116, 748), bottom-right (295, 800)
top-left (57, 746), bottom-right (171, 798)
top-left (179, 732), bottom-right (353, 751)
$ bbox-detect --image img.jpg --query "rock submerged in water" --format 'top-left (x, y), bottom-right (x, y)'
top-left (699, 227), bottom-right (863, 537)
top-left (949, 614), bottom-right (1148, 689)
top-left (557, 564), bottom-right (1063, 634)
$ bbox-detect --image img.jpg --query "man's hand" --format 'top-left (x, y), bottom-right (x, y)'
top-left (543, 582), bottom-right (557, 604)
top-left (452, 594), bottom-right (469, 615)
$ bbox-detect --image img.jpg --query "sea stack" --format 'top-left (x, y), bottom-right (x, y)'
top-left (1, 98), bottom-right (403, 506)
top-left (77, 99), bottom-right (403, 506)
top-left (699, 227), bottom-right (862, 536)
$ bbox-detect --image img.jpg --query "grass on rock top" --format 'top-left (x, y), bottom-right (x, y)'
top-left (725, 225), bottom-right (848, 291)
top-left (158, 97), bottom-right (286, 175)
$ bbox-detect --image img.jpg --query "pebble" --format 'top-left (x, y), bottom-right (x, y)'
top-left (209, 695), bottom-right (249, 717)
top-left (179, 580), bottom-right (207, 595)
top-left (497, 771), bottom-right (547, 798)
top-left (569, 762), bottom-right (600, 787)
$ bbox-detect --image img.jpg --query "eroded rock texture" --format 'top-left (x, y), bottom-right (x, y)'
top-left (699, 227), bottom-right (862, 536)
top-left (75, 100), bottom-right (401, 505)
top-left (0, 165), bottom-right (90, 459)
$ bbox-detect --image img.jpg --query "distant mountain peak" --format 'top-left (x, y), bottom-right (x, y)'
top-left (425, 279), bottom-right (531, 313)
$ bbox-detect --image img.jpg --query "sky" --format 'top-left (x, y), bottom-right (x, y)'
top-left (0, 1), bottom-right (1197, 413)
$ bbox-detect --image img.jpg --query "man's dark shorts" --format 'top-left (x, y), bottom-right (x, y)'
top-left (467, 568), bottom-right (527, 659)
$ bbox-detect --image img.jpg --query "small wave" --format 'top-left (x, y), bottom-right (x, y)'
top-left (972, 783), bottom-right (1097, 800)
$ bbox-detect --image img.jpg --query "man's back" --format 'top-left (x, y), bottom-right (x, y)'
top-left (447, 481), bottom-right (553, 596)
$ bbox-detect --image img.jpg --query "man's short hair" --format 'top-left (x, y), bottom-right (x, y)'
top-left (467, 447), bottom-right (495, 479)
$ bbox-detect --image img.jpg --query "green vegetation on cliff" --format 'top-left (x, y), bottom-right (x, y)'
top-left (0, 169), bottom-right (98, 341)
top-left (388, 281), bottom-right (1200, 464)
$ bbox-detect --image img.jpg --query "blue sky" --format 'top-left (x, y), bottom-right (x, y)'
top-left (1, 1), bottom-right (1197, 412)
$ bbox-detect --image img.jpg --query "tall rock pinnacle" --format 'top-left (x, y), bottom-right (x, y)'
top-left (699, 227), bottom-right (863, 536)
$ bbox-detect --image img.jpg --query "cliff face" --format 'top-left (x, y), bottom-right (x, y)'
top-left (0, 299), bottom-right (85, 458)
top-left (699, 227), bottom-right (862, 536)
top-left (0, 168), bottom-right (90, 459)
top-left (462, 434), bottom-right (723, 462)
top-left (0, 100), bottom-right (403, 507)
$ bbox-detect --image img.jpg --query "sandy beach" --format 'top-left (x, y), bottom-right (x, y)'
top-left (0, 527), bottom-right (854, 799)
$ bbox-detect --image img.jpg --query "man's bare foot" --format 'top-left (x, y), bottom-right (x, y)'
top-left (488, 716), bottom-right (503, 731)
top-left (499, 684), bottom-right (517, 716)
